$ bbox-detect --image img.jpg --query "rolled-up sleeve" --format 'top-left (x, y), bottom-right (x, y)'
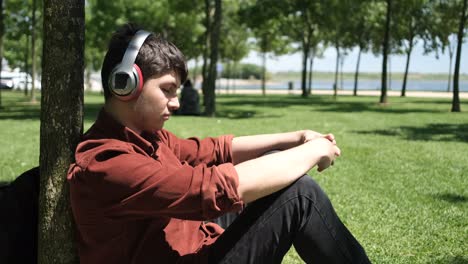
top-left (157, 130), bottom-right (235, 166)
top-left (72, 140), bottom-right (243, 221)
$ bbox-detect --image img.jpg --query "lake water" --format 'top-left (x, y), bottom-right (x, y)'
top-left (216, 79), bottom-right (468, 92)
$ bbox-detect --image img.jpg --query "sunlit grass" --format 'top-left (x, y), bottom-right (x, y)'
top-left (1, 89), bottom-right (467, 263)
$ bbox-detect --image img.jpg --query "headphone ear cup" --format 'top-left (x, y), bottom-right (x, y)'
top-left (108, 64), bottom-right (144, 101)
top-left (131, 64), bottom-right (144, 99)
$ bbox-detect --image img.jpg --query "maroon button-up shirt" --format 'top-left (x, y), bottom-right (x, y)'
top-left (67, 109), bottom-right (243, 263)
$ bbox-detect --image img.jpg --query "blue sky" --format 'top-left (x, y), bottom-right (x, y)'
top-left (241, 41), bottom-right (468, 74)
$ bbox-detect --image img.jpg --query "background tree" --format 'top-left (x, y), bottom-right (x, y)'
top-left (219, 1), bottom-right (250, 93)
top-left (348, 0), bottom-right (375, 96)
top-left (392, 0), bottom-right (430, 97)
top-left (239, 1), bottom-right (290, 96)
top-left (451, 0), bottom-right (467, 112)
top-left (380, 0), bottom-right (393, 104)
top-left (3, 0), bottom-right (43, 97)
top-left (425, 0), bottom-right (462, 93)
top-left (203, 0), bottom-right (221, 116)
top-left (38, 0), bottom-right (84, 262)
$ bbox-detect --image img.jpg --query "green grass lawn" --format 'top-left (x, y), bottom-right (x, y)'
top-left (1, 90), bottom-right (467, 263)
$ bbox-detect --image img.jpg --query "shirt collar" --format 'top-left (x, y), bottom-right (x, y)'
top-left (87, 108), bottom-right (159, 156)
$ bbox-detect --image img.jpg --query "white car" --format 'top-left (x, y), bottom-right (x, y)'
top-left (1, 71), bottom-right (41, 90)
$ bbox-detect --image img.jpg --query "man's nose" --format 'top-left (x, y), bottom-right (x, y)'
top-left (168, 96), bottom-right (180, 110)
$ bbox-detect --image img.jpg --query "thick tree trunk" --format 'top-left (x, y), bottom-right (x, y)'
top-left (38, 0), bottom-right (85, 263)
top-left (353, 47), bottom-right (362, 96)
top-left (204, 0), bottom-right (221, 116)
top-left (401, 37), bottom-right (414, 97)
top-left (333, 46), bottom-right (340, 98)
top-left (452, 0), bottom-right (467, 112)
top-left (380, 0), bottom-right (392, 104)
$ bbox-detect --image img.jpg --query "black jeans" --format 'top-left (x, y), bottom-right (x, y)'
top-left (209, 175), bottom-right (371, 264)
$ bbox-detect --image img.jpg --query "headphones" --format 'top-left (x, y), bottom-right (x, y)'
top-left (108, 30), bottom-right (151, 101)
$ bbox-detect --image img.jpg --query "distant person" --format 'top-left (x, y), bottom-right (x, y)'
top-left (67, 23), bottom-right (371, 264)
top-left (179, 79), bottom-right (200, 115)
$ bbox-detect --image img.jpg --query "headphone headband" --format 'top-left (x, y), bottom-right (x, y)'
top-left (119, 30), bottom-right (151, 75)
top-left (108, 30), bottom-right (151, 100)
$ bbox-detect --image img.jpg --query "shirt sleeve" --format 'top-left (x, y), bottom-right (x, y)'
top-left (157, 129), bottom-right (234, 166)
top-left (70, 140), bottom-right (244, 221)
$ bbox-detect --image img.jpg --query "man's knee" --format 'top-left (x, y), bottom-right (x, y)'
top-left (288, 175), bottom-right (329, 205)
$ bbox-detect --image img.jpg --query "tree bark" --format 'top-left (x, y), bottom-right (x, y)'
top-left (38, 0), bottom-right (85, 263)
top-left (204, 0), bottom-right (221, 116)
top-left (452, 0), bottom-right (467, 112)
top-left (353, 46), bottom-right (362, 96)
top-left (380, 0), bottom-right (392, 104)
top-left (401, 35), bottom-right (414, 97)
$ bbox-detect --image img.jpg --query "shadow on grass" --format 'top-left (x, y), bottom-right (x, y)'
top-left (0, 102), bottom-right (104, 123)
top-left (314, 101), bottom-right (445, 114)
top-left (432, 193), bottom-right (468, 204)
top-left (215, 109), bottom-right (282, 119)
top-left (217, 94), bottom-right (330, 109)
top-left (430, 256), bottom-right (468, 264)
top-left (355, 123), bottom-right (468, 143)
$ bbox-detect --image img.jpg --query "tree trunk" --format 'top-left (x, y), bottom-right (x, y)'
top-left (307, 50), bottom-right (314, 95)
top-left (261, 50), bottom-right (266, 96)
top-left (452, 0), bottom-right (467, 112)
top-left (380, 0), bottom-right (392, 104)
top-left (447, 40), bottom-right (454, 92)
top-left (301, 40), bottom-right (309, 98)
top-left (38, 0), bottom-right (85, 263)
top-left (25, 34), bottom-right (30, 96)
top-left (353, 46), bottom-right (362, 96)
top-left (31, 0), bottom-right (37, 102)
top-left (0, 0), bottom-right (4, 108)
top-left (333, 46), bottom-right (340, 98)
top-left (340, 54), bottom-right (345, 90)
top-left (401, 36), bottom-right (414, 97)
top-left (204, 0), bottom-right (221, 116)
top-left (201, 0), bottom-right (211, 100)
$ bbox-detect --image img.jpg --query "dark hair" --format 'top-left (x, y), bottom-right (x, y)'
top-left (101, 23), bottom-right (188, 100)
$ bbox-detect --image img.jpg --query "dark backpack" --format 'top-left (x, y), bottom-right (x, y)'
top-left (0, 167), bottom-right (39, 263)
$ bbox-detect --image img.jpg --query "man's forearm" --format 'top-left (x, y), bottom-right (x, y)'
top-left (235, 138), bottom-right (336, 203)
top-left (231, 131), bottom-right (304, 164)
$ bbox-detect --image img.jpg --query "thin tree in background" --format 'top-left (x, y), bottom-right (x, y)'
top-left (380, 0), bottom-right (392, 104)
top-left (30, 0), bottom-right (37, 102)
top-left (201, 0), bottom-right (211, 99)
top-left (451, 0), bottom-right (467, 112)
top-left (204, 0), bottom-right (221, 116)
top-left (38, 0), bottom-right (84, 262)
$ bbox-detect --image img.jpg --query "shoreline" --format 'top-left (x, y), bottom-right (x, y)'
top-left (215, 88), bottom-right (468, 99)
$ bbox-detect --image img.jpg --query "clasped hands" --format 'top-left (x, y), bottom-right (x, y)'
top-left (300, 130), bottom-right (341, 172)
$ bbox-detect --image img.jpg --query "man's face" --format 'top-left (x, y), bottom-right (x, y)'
top-left (129, 71), bottom-right (180, 133)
